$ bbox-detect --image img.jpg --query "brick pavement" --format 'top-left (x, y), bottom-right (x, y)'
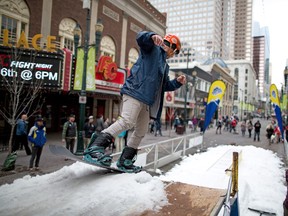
top-left (0, 118), bottom-right (286, 185)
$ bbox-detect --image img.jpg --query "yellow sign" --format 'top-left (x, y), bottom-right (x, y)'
top-left (1, 29), bottom-right (57, 52)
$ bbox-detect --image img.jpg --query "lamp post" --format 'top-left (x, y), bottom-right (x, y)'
top-left (192, 70), bottom-right (197, 117)
top-left (239, 88), bottom-right (244, 121)
top-left (183, 49), bottom-right (191, 128)
top-left (73, 23), bottom-right (81, 58)
top-left (75, 3), bottom-right (91, 155)
top-left (95, 19), bottom-right (104, 58)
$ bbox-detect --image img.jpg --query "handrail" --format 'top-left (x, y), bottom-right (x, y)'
top-left (112, 132), bottom-right (203, 172)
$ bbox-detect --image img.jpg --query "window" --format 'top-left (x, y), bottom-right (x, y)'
top-left (0, 0), bottom-right (29, 42)
top-left (100, 36), bottom-right (116, 61)
top-left (59, 18), bottom-right (81, 53)
top-left (128, 48), bottom-right (139, 69)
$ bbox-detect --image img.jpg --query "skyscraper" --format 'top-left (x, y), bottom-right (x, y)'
top-left (149, 0), bottom-right (253, 63)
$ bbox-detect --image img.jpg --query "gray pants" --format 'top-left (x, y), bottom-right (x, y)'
top-left (103, 95), bottom-right (150, 149)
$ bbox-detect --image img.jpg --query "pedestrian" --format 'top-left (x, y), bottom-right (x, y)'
top-left (12, 114), bottom-right (31, 155)
top-left (198, 117), bottom-right (204, 134)
top-left (266, 124), bottom-right (274, 145)
top-left (103, 118), bottom-right (110, 129)
top-left (215, 118), bottom-right (222, 134)
top-left (253, 120), bottom-right (261, 142)
top-left (83, 116), bottom-right (96, 149)
top-left (274, 125), bottom-right (281, 143)
top-left (240, 120), bottom-right (246, 137)
top-left (154, 119), bottom-right (163, 136)
top-left (95, 114), bottom-right (105, 135)
top-left (247, 120), bottom-right (253, 138)
top-left (192, 116), bottom-right (198, 132)
top-left (173, 115), bottom-right (180, 131)
top-left (149, 119), bottom-right (155, 133)
top-left (84, 31), bottom-right (184, 172)
top-left (62, 114), bottom-right (77, 153)
top-left (230, 118), bottom-right (237, 134)
top-left (28, 116), bottom-right (46, 171)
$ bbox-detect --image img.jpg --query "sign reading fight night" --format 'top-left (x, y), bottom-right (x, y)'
top-left (0, 46), bottom-right (63, 88)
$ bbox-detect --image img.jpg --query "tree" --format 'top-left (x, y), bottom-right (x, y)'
top-left (0, 47), bottom-right (45, 153)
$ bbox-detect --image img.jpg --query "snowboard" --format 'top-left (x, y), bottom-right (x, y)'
top-left (49, 145), bottom-right (125, 173)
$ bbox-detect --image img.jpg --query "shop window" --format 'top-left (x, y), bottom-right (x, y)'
top-left (0, 0), bottom-right (29, 42)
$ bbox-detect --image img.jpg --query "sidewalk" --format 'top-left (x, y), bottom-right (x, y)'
top-left (0, 118), bottom-right (286, 185)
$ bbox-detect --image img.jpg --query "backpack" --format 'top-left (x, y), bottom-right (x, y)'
top-left (2, 152), bottom-right (17, 171)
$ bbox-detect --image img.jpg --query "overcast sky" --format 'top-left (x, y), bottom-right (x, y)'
top-left (253, 0), bottom-right (288, 89)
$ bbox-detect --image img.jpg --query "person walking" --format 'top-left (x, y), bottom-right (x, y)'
top-left (215, 118), bottom-right (222, 134)
top-left (84, 31), bottom-right (185, 173)
top-left (95, 115), bottom-right (105, 135)
top-left (266, 123), bottom-right (274, 145)
top-left (154, 119), bottom-right (163, 136)
top-left (253, 120), bottom-right (261, 142)
top-left (28, 116), bottom-right (46, 170)
top-left (62, 114), bottom-right (77, 153)
top-left (12, 114), bottom-right (31, 155)
top-left (240, 120), bottom-right (246, 137)
top-left (247, 120), bottom-right (253, 138)
top-left (83, 116), bottom-right (96, 149)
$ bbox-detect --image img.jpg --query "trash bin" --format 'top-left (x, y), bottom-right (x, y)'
top-left (176, 125), bottom-right (185, 134)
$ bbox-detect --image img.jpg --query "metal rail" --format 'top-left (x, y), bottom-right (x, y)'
top-left (112, 132), bottom-right (203, 172)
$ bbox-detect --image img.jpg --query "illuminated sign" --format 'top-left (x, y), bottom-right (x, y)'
top-left (95, 56), bottom-right (126, 92)
top-left (0, 46), bottom-right (63, 88)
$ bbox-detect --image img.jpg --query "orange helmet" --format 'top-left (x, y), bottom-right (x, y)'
top-left (163, 34), bottom-right (181, 54)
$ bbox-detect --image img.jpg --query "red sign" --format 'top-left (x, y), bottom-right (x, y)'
top-left (62, 48), bottom-right (72, 91)
top-left (95, 56), bottom-right (126, 92)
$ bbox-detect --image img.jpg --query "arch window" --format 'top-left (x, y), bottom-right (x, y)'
top-left (128, 48), bottom-right (139, 69)
top-left (100, 36), bottom-right (115, 61)
top-left (59, 18), bottom-right (81, 53)
top-left (0, 0), bottom-right (29, 42)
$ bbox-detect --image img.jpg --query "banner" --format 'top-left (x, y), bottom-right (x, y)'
top-left (73, 48), bottom-right (84, 90)
top-left (203, 80), bottom-right (226, 132)
top-left (73, 47), bottom-right (96, 91)
top-left (270, 84), bottom-right (284, 139)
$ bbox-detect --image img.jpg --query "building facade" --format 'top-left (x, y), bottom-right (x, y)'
top-left (0, 0), bottom-right (167, 143)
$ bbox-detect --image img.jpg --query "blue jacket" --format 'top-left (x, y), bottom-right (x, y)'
top-left (16, 119), bottom-right (28, 136)
top-left (28, 124), bottom-right (47, 147)
top-left (121, 31), bottom-right (182, 118)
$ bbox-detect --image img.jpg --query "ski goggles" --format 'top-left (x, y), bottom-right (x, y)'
top-left (163, 40), bottom-right (180, 54)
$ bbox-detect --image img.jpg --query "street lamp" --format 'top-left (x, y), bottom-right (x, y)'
top-left (75, 2), bottom-right (91, 155)
top-left (192, 70), bottom-right (197, 117)
top-left (95, 19), bottom-right (104, 59)
top-left (239, 88), bottom-right (244, 121)
top-left (73, 23), bottom-right (81, 58)
top-left (183, 49), bottom-right (191, 129)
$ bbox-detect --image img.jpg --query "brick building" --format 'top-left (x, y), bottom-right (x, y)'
top-left (0, 0), bottom-right (166, 143)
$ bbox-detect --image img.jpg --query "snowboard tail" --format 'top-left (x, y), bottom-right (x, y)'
top-left (49, 145), bottom-right (124, 173)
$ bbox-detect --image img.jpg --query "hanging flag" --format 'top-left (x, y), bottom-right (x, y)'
top-left (73, 47), bottom-right (96, 91)
top-left (270, 84), bottom-right (284, 139)
top-left (73, 48), bottom-right (84, 90)
top-left (203, 80), bottom-right (226, 132)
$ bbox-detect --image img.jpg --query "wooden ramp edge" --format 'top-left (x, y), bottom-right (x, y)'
top-left (141, 182), bottom-right (226, 216)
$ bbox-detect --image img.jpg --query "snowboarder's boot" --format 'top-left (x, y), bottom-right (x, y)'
top-left (83, 133), bottom-right (114, 166)
top-left (116, 146), bottom-right (142, 173)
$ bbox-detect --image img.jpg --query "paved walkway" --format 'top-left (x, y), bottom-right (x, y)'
top-left (0, 118), bottom-right (286, 185)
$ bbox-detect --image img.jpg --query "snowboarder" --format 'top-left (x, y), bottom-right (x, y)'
top-left (84, 31), bottom-right (185, 173)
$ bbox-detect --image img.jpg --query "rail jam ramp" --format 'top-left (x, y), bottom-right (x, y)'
top-left (141, 181), bottom-right (225, 216)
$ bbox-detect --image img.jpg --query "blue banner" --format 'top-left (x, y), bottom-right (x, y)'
top-left (203, 80), bottom-right (226, 132)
